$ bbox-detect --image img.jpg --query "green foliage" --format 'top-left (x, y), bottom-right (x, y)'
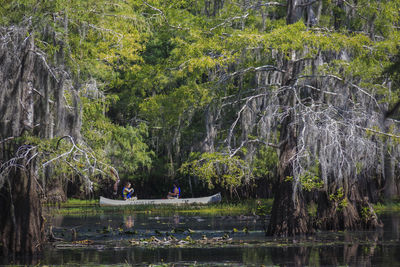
top-left (101, 0), bottom-right (400, 194)
top-left (81, 94), bottom-right (153, 181)
top-left (1, 0), bottom-right (148, 79)
top-left (4, 0), bottom-right (400, 198)
top-left (285, 176), bottom-right (294, 182)
top-left (19, 133), bottom-right (105, 186)
top-left (307, 202), bottom-right (318, 218)
top-left (300, 172), bottom-right (324, 192)
top-left (1, 1), bottom-right (154, 187)
top-left (297, 159), bottom-right (324, 191)
top-left (109, 124), bottom-right (153, 175)
top-left (255, 199), bottom-right (274, 216)
top-left (329, 187), bottom-right (344, 202)
top-left (373, 201), bottom-right (400, 213)
top-left (251, 146), bottom-right (278, 179)
top-left (180, 152), bottom-right (253, 190)
top-left (329, 188), bottom-right (348, 211)
top-left (360, 206), bottom-right (373, 221)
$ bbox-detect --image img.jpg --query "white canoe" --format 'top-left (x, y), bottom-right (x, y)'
top-left (99, 193), bottom-right (221, 206)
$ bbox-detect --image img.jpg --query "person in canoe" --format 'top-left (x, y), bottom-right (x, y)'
top-left (167, 181), bottom-right (181, 199)
top-left (122, 182), bottom-right (136, 200)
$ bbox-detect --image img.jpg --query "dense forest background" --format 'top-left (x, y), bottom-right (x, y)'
top-left (1, 0), bottom-right (400, 256)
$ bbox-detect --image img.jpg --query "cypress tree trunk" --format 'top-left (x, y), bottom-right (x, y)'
top-left (316, 184), bottom-right (381, 231)
top-left (264, 54), bottom-right (299, 235)
top-left (0, 31), bottom-right (46, 258)
top-left (267, 128), bottom-right (311, 236)
top-left (267, 57), bottom-right (311, 235)
top-left (0, 156), bottom-right (44, 257)
top-left (265, 52), bottom-right (382, 236)
top-left (0, 26), bottom-right (80, 258)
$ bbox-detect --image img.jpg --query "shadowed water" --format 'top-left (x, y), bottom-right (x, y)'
top-left (3, 211), bottom-right (400, 266)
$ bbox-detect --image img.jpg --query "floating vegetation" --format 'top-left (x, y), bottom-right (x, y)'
top-left (43, 208), bottom-right (400, 267)
top-left (51, 231), bottom-right (400, 250)
top-left (72, 239), bottom-right (94, 245)
top-left (129, 235), bottom-right (233, 248)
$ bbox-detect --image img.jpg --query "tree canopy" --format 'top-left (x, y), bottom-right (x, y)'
top-left (1, 2), bottom-right (400, 254)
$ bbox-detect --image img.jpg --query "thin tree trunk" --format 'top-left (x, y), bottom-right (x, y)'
top-left (287, 0), bottom-right (299, 25)
top-left (384, 150), bottom-right (397, 200)
top-left (188, 175), bottom-right (194, 197)
top-left (383, 119), bottom-right (398, 200)
top-left (316, 0), bottom-right (322, 25)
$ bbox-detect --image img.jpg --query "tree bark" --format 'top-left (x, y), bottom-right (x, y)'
top-left (0, 26), bottom-right (80, 258)
top-left (267, 56), bottom-right (311, 236)
top-left (267, 177), bottom-right (311, 236)
top-left (316, 184), bottom-right (381, 231)
top-left (384, 147), bottom-right (398, 201)
top-left (286, 0), bottom-right (299, 25)
top-left (266, 50), bottom-right (382, 236)
top-left (267, 115), bottom-right (311, 236)
top-left (383, 120), bottom-right (399, 201)
top-left (333, 0), bottom-right (344, 30)
top-left (0, 157), bottom-right (44, 257)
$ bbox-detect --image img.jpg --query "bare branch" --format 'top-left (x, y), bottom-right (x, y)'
top-left (229, 139), bottom-right (279, 158)
top-left (299, 74), bottom-right (381, 110)
top-left (28, 49), bottom-right (59, 83)
top-left (220, 65), bottom-right (285, 83)
top-left (142, 1), bottom-right (189, 30)
top-left (0, 136), bottom-right (15, 144)
top-left (245, 1), bottom-right (286, 10)
top-left (296, 0), bottom-right (320, 7)
top-left (210, 13), bottom-right (249, 32)
top-left (42, 136), bottom-right (76, 168)
top-left (302, 84), bottom-right (338, 96)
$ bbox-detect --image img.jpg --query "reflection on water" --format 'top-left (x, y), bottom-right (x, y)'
top-left (124, 216), bottom-right (134, 228)
top-left (172, 214), bottom-right (180, 225)
top-left (3, 213), bottom-right (400, 266)
top-left (39, 240), bottom-right (400, 266)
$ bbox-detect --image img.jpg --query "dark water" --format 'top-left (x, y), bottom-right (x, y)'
top-left (5, 212), bottom-right (400, 266)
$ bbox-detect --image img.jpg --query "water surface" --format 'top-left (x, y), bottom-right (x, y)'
top-left (3, 210), bottom-right (400, 266)
top-left (38, 212), bottom-right (400, 266)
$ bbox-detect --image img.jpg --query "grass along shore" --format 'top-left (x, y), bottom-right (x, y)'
top-left (46, 198), bottom-right (274, 216)
top-left (45, 197), bottom-right (400, 216)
